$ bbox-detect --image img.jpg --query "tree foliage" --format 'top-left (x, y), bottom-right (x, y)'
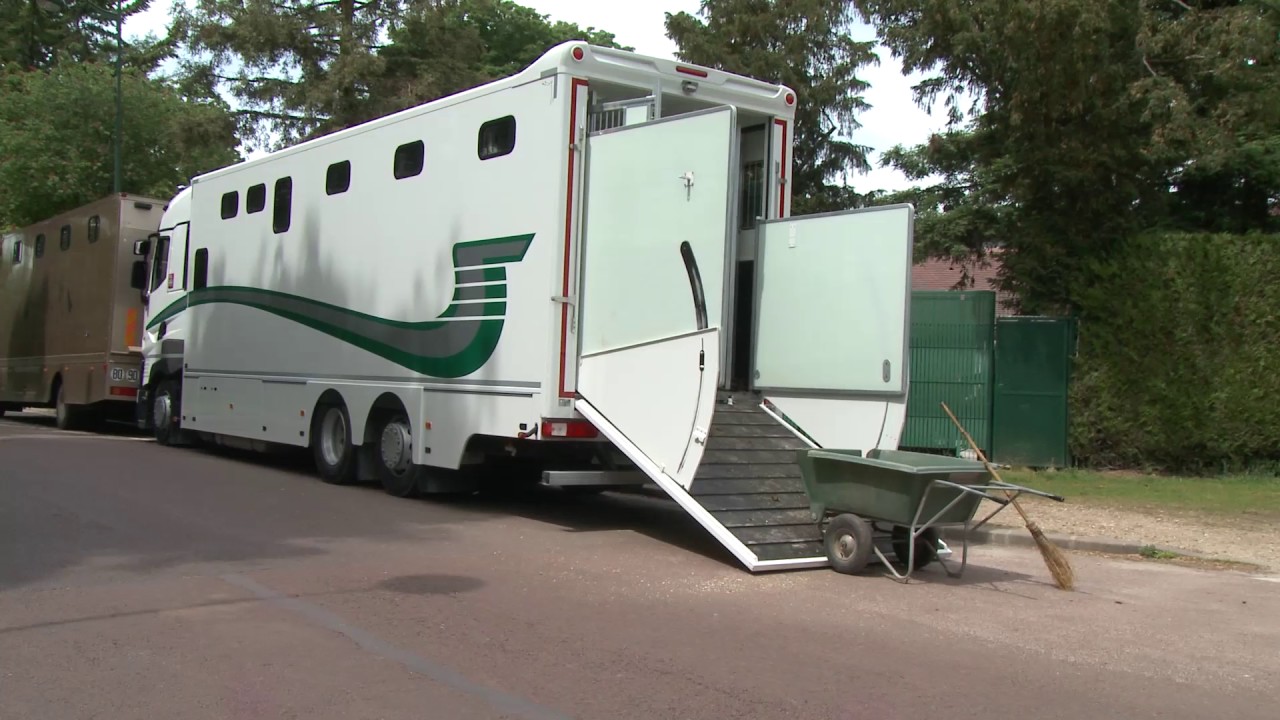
top-left (1069, 231), bottom-right (1280, 473)
top-left (856, 0), bottom-right (1280, 313)
top-left (375, 0), bottom-right (628, 120)
top-left (172, 0), bottom-right (628, 151)
top-left (0, 0), bottom-right (174, 74)
top-left (664, 0), bottom-right (878, 214)
top-left (0, 61), bottom-right (240, 229)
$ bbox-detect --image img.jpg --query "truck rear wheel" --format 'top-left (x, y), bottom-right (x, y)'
top-left (312, 403), bottom-right (357, 485)
top-left (54, 383), bottom-right (83, 431)
top-left (375, 414), bottom-right (420, 498)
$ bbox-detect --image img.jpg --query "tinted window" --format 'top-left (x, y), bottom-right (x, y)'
top-left (326, 161), bottom-right (351, 195)
top-left (150, 235), bottom-right (170, 292)
top-left (221, 191), bottom-right (239, 219)
top-left (273, 177), bottom-right (292, 234)
top-left (34, 234), bottom-right (45, 258)
top-left (193, 248), bottom-right (209, 290)
top-left (10, 239), bottom-right (20, 263)
top-left (88, 215), bottom-right (100, 243)
top-left (478, 116), bottom-right (516, 160)
top-left (59, 225), bottom-right (71, 251)
top-left (246, 183), bottom-right (266, 213)
top-left (394, 140), bottom-right (424, 179)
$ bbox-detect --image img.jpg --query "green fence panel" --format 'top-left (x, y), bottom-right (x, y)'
top-left (991, 316), bottom-right (1077, 467)
top-left (902, 291), bottom-right (996, 454)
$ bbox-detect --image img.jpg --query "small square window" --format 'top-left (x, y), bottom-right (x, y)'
top-left (326, 161), bottom-right (351, 195)
top-left (59, 224), bottom-right (71, 251)
top-left (193, 248), bottom-right (209, 290)
top-left (221, 191), bottom-right (239, 219)
top-left (394, 140), bottom-right (424, 179)
top-left (273, 177), bottom-right (292, 234)
top-left (247, 184), bottom-right (266, 213)
top-left (88, 216), bottom-right (100, 243)
top-left (34, 234), bottom-right (45, 259)
top-left (478, 116), bottom-right (516, 160)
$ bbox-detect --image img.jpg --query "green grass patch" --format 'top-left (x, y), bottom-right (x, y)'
top-left (1000, 468), bottom-right (1280, 518)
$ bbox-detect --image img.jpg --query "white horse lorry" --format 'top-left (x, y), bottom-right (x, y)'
top-left (135, 42), bottom-right (913, 572)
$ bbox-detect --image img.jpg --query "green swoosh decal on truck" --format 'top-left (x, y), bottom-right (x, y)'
top-left (146, 233), bottom-right (534, 379)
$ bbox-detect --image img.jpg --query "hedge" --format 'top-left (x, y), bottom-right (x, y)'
top-left (1069, 231), bottom-right (1280, 473)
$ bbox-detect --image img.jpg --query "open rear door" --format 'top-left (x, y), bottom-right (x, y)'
top-left (574, 106), bottom-right (736, 491)
top-left (752, 204), bottom-right (915, 450)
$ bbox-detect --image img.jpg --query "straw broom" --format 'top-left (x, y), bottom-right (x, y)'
top-left (941, 402), bottom-right (1075, 591)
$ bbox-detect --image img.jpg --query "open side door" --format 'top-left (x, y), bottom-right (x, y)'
top-left (751, 204), bottom-right (915, 450)
top-left (574, 106), bottom-right (737, 491)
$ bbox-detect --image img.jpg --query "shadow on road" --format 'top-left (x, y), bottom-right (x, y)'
top-left (0, 415), bottom-right (739, 592)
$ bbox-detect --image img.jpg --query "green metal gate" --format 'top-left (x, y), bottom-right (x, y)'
top-left (991, 316), bottom-right (1077, 468)
top-left (901, 291), bottom-right (996, 455)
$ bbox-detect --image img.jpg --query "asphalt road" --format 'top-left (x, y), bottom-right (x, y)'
top-left (2, 412), bottom-right (1277, 720)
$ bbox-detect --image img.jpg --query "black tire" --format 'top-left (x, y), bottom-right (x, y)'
top-left (54, 382), bottom-right (82, 431)
top-left (311, 402), bottom-right (357, 485)
top-left (152, 379), bottom-right (181, 446)
top-left (824, 513), bottom-right (873, 575)
top-left (892, 526), bottom-right (939, 571)
top-left (374, 413), bottom-right (420, 498)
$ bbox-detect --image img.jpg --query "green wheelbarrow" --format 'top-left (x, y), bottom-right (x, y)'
top-left (797, 448), bottom-right (1066, 582)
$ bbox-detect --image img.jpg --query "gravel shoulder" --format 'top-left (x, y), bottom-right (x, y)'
top-left (978, 495), bottom-right (1280, 572)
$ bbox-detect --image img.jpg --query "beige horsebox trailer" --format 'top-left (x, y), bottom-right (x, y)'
top-left (0, 193), bottom-right (163, 428)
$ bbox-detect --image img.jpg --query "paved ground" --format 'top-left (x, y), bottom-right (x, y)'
top-left (2, 413), bottom-right (1278, 720)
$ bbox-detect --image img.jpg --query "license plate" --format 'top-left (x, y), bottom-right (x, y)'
top-left (110, 367), bottom-right (140, 384)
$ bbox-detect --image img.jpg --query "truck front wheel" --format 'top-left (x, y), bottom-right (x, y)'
top-left (152, 379), bottom-right (181, 446)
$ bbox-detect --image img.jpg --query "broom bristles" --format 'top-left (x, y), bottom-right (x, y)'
top-left (1027, 520), bottom-right (1075, 591)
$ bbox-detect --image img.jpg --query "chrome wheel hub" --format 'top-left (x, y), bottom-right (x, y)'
top-left (380, 420), bottom-right (413, 474)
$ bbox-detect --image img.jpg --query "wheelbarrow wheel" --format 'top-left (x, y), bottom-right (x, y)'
top-left (824, 513), bottom-right (873, 575)
top-left (892, 526), bottom-right (939, 571)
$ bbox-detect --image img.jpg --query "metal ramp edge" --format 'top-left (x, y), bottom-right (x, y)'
top-left (575, 399), bottom-right (829, 573)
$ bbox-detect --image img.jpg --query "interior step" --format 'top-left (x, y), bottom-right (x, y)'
top-left (686, 392), bottom-right (826, 564)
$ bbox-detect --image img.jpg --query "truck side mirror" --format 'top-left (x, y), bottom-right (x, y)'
top-left (130, 260), bottom-right (147, 290)
top-left (133, 237), bottom-right (152, 256)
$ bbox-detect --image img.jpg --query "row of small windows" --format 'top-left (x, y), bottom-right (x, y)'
top-left (8, 215), bottom-right (102, 264)
top-left (218, 116), bottom-right (516, 227)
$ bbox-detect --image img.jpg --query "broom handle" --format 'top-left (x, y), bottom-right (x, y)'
top-left (940, 402), bottom-right (1033, 525)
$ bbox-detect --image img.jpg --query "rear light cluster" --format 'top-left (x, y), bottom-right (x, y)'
top-left (540, 419), bottom-right (598, 439)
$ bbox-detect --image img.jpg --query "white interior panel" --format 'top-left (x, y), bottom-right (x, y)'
top-left (754, 204), bottom-right (913, 395)
top-left (763, 394), bottom-right (903, 454)
top-left (577, 330), bottom-right (719, 490)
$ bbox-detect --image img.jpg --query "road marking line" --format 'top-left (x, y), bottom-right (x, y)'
top-left (222, 573), bottom-right (571, 720)
top-left (1251, 576), bottom-right (1280, 583)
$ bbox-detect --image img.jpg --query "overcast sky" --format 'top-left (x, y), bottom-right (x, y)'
top-left (124, 0), bottom-right (947, 193)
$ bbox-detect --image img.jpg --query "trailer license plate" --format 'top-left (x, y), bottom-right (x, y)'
top-left (111, 367), bottom-right (140, 384)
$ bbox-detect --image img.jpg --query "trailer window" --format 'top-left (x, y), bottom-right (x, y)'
top-left (326, 161), bottom-right (351, 195)
top-left (59, 224), bottom-right (71, 251)
top-left (393, 140), bottom-right (424, 179)
top-left (34, 234), bottom-right (45, 259)
top-left (273, 177), bottom-right (292, 233)
top-left (478, 116), bottom-right (516, 160)
top-left (193, 248), bottom-right (208, 290)
top-left (150, 235), bottom-right (170, 292)
top-left (88, 215), bottom-right (100, 243)
top-left (221, 191), bottom-right (239, 219)
top-left (247, 183), bottom-right (266, 214)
